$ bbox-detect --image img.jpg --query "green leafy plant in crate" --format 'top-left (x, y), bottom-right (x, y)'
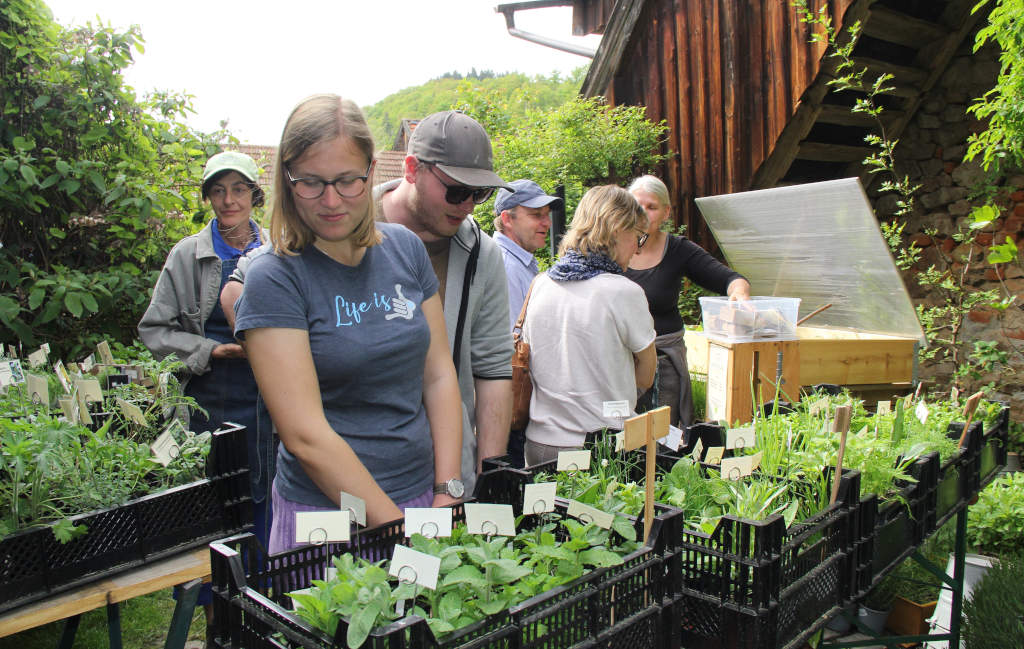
top-left (288, 517), bottom-right (638, 648)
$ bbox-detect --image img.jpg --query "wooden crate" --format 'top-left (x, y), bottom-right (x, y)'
top-left (687, 326), bottom-right (918, 423)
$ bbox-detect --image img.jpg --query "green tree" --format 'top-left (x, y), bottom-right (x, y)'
top-left (0, 0), bottom-right (229, 358)
top-left (967, 0), bottom-right (1024, 171)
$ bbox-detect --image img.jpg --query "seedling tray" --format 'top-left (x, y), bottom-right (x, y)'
top-left (209, 500), bottom-right (683, 649)
top-left (476, 448), bottom-right (860, 649)
top-left (0, 422), bottom-right (251, 614)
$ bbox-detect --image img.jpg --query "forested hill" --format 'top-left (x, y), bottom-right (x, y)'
top-left (363, 67), bottom-right (587, 151)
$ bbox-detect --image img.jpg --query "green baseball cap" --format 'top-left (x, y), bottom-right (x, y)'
top-left (202, 151), bottom-right (263, 205)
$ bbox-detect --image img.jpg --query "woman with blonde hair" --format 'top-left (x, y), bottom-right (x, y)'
top-left (233, 94), bottom-right (462, 551)
top-left (625, 175), bottom-right (749, 428)
top-left (522, 184), bottom-right (657, 466)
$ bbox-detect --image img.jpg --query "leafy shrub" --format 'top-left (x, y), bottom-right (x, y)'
top-left (968, 472), bottom-right (1024, 557)
top-left (962, 555), bottom-right (1024, 649)
top-left (0, 0), bottom-right (231, 358)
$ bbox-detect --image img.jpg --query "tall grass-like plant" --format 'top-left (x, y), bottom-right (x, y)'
top-left (962, 555), bottom-right (1024, 649)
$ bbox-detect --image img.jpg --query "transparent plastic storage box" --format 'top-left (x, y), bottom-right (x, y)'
top-left (699, 296), bottom-right (801, 342)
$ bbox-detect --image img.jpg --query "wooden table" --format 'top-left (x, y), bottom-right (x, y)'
top-left (0, 548), bottom-right (211, 649)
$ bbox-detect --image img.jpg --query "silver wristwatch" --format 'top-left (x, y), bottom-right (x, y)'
top-left (433, 478), bottom-right (465, 498)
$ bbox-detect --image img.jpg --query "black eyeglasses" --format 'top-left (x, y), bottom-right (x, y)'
top-left (285, 161), bottom-right (374, 200)
top-left (425, 164), bottom-right (495, 205)
top-left (637, 232), bottom-right (649, 249)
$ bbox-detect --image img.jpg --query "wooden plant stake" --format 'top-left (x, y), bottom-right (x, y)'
top-left (622, 406), bottom-right (670, 544)
top-left (795, 302), bottom-right (833, 326)
top-left (956, 391), bottom-right (985, 449)
top-left (829, 405), bottom-right (852, 505)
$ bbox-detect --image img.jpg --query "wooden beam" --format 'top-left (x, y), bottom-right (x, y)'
top-left (798, 141), bottom-right (875, 162)
top-left (817, 103), bottom-right (903, 128)
top-left (862, 6), bottom-right (949, 49)
top-left (581, 0), bottom-right (650, 98)
top-left (852, 56), bottom-right (928, 86)
top-left (749, 0), bottom-right (877, 189)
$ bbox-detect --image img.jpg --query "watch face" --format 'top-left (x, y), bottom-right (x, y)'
top-left (448, 479), bottom-right (465, 498)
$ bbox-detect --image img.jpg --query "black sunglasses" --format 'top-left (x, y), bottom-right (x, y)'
top-left (425, 164), bottom-right (495, 205)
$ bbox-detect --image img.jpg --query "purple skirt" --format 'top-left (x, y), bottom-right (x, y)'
top-left (268, 481), bottom-right (434, 554)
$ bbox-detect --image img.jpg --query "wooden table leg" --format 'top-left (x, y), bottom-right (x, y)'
top-left (164, 578), bottom-right (201, 649)
top-left (106, 602), bottom-right (122, 649)
top-left (57, 614), bottom-right (80, 649)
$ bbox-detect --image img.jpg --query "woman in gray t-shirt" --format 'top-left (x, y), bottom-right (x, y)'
top-left (234, 94), bottom-right (462, 553)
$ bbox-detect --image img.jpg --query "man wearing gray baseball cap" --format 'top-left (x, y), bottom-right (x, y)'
top-left (377, 110), bottom-right (514, 497)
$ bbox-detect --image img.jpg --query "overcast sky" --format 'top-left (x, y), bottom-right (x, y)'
top-left (45, 0), bottom-right (601, 144)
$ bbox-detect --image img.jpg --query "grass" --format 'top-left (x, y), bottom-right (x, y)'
top-left (0, 588), bottom-right (206, 649)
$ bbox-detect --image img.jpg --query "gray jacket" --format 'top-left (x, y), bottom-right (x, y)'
top-left (443, 216), bottom-right (513, 495)
top-left (138, 221), bottom-right (223, 376)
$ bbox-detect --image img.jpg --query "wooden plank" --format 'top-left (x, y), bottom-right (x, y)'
top-left (817, 103), bottom-right (903, 127)
top-left (581, 0), bottom-right (651, 98)
top-left (705, 0), bottom-right (723, 196)
top-left (0, 548), bottom-right (210, 638)
top-left (746, 0), bottom-right (766, 178)
top-left (862, 6), bottom-right (949, 49)
top-left (799, 338), bottom-right (916, 385)
top-left (852, 56), bottom-right (928, 86)
top-left (721, 0), bottom-right (738, 192)
top-left (797, 140), bottom-right (875, 162)
top-left (688, 0), bottom-right (708, 207)
top-left (661, 0), bottom-right (681, 212)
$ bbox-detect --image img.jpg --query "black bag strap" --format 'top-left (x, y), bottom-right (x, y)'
top-left (451, 220), bottom-right (480, 374)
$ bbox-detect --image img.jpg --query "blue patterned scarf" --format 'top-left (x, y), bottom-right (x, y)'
top-left (547, 249), bottom-right (622, 281)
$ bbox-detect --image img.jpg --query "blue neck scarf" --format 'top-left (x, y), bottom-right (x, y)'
top-left (547, 249), bottom-right (622, 281)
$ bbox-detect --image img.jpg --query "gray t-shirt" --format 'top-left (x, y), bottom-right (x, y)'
top-left (234, 223), bottom-right (439, 506)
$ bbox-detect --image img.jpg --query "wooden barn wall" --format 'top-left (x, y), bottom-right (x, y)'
top-left (604, 0), bottom-right (853, 252)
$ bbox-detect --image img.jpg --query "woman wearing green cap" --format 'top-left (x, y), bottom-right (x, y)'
top-left (138, 150), bottom-right (274, 554)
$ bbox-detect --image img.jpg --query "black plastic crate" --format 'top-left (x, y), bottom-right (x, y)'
top-left (978, 403), bottom-right (1010, 489)
top-left (210, 499), bottom-right (683, 649)
top-left (476, 446), bottom-right (859, 649)
top-left (0, 422), bottom-right (251, 614)
top-left (854, 450), bottom-right (940, 597)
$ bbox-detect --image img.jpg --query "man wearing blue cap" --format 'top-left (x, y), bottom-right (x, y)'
top-left (493, 180), bottom-right (562, 331)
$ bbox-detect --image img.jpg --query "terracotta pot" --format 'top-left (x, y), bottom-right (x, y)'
top-left (885, 596), bottom-right (937, 636)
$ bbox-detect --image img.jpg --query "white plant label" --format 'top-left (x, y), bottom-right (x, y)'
top-left (809, 397), bottom-right (829, 418)
top-left (117, 397), bottom-right (147, 426)
top-left (464, 503), bottom-right (515, 537)
top-left (26, 373), bottom-right (48, 405)
top-left (523, 482), bottom-right (557, 515)
top-left (96, 340), bottom-right (114, 364)
top-left (0, 360), bottom-right (24, 388)
top-left (704, 446), bottom-right (725, 465)
top-left (389, 545), bottom-right (440, 590)
top-left (150, 426), bottom-right (181, 467)
top-left (691, 438), bottom-right (704, 462)
top-left (295, 511), bottom-right (350, 545)
top-left (565, 500), bottom-right (614, 529)
top-left (58, 396), bottom-right (76, 422)
top-left (602, 400), bottom-right (630, 418)
top-left (658, 424), bottom-right (684, 451)
top-left (720, 455), bottom-right (754, 481)
top-left (53, 360), bottom-right (71, 393)
top-left (404, 507), bottom-right (452, 538)
top-left (612, 431), bottom-right (625, 452)
top-left (80, 354), bottom-right (95, 373)
top-left (74, 378), bottom-right (103, 403)
top-left (876, 400), bottom-right (891, 415)
top-left (339, 492), bottom-right (367, 527)
top-left (725, 427), bottom-right (756, 450)
top-left (556, 450), bottom-right (590, 472)
top-left (28, 348), bottom-right (47, 368)
top-left (75, 389), bottom-right (92, 426)
top-left (915, 401), bottom-right (929, 424)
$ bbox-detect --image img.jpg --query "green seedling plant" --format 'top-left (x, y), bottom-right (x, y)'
top-left (289, 516), bottom-right (638, 648)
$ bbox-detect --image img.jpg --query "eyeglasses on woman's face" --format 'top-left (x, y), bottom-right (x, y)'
top-left (425, 163), bottom-right (495, 205)
top-left (286, 161), bottom-right (373, 200)
top-left (208, 183), bottom-right (252, 202)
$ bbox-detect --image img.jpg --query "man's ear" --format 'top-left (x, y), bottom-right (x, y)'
top-left (500, 208), bottom-right (515, 230)
top-left (402, 155), bottom-right (419, 183)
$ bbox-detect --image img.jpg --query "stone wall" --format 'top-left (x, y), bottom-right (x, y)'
top-left (869, 37), bottom-right (1024, 419)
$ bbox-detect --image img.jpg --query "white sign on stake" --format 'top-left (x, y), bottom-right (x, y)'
top-left (80, 354), bottom-right (95, 373)
top-left (73, 378), bottom-right (103, 403)
top-left (96, 340), bottom-right (114, 365)
top-left (725, 427), bottom-right (756, 450)
top-left (295, 511), bottom-right (350, 545)
top-left (565, 500), bottom-right (614, 529)
top-left (389, 545), bottom-right (441, 590)
top-left (704, 446), bottom-right (725, 465)
top-left (26, 373), bottom-right (48, 405)
top-left (876, 400), bottom-right (892, 415)
top-left (27, 348), bottom-right (48, 368)
top-left (150, 426), bottom-right (181, 467)
top-left (75, 389), bottom-right (92, 426)
top-left (658, 424), bottom-right (684, 451)
top-left (720, 455), bottom-right (754, 481)
top-left (339, 492), bottom-right (367, 527)
top-left (464, 503), bottom-right (515, 536)
top-left (53, 360), bottom-right (71, 394)
top-left (117, 397), bottom-right (147, 427)
top-left (404, 507), bottom-right (452, 538)
top-left (556, 450), bottom-right (590, 472)
top-left (523, 482), bottom-right (557, 515)
top-left (691, 438), bottom-right (704, 462)
top-left (915, 401), bottom-right (929, 425)
top-left (809, 397), bottom-right (829, 418)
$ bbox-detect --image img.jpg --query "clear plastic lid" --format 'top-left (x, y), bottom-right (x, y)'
top-left (694, 177), bottom-right (925, 344)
